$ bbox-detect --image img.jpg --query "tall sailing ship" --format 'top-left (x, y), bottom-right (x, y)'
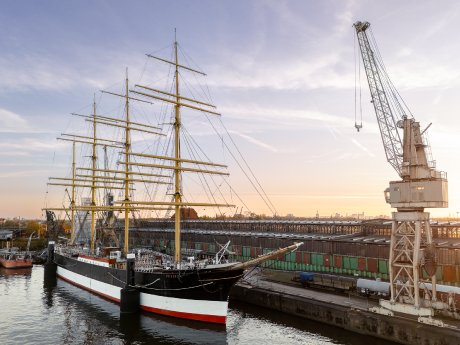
top-left (45, 37), bottom-right (302, 324)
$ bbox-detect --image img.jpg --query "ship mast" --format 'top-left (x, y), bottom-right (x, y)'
top-left (173, 36), bottom-right (182, 264)
top-left (127, 37), bottom-right (235, 263)
top-left (90, 97), bottom-right (97, 253)
top-left (70, 141), bottom-right (76, 244)
top-left (124, 69), bottom-right (131, 255)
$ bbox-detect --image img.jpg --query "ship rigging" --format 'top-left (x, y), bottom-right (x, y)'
top-left (43, 35), bottom-right (301, 324)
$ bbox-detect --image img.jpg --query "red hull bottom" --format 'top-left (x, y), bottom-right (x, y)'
top-left (0, 258), bottom-right (33, 269)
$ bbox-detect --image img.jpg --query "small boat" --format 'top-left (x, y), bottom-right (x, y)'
top-left (0, 250), bottom-right (33, 269)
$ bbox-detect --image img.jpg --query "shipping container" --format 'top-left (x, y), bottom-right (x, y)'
top-left (334, 255), bottom-right (343, 269)
top-left (311, 253), bottom-right (324, 266)
top-left (296, 251), bottom-right (303, 263)
top-left (436, 266), bottom-right (443, 281)
top-left (349, 257), bottom-right (358, 270)
top-left (378, 259), bottom-right (388, 274)
top-left (286, 252), bottom-right (296, 262)
top-left (358, 257), bottom-right (366, 271)
top-left (367, 258), bottom-right (378, 273)
top-left (443, 265), bottom-right (456, 283)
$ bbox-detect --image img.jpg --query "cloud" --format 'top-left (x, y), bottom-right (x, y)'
top-left (228, 130), bottom-right (278, 153)
top-left (0, 108), bottom-right (27, 130)
top-left (220, 105), bottom-right (353, 127)
top-left (0, 169), bottom-right (53, 178)
top-left (206, 52), bottom-right (354, 91)
top-left (0, 139), bottom-right (67, 153)
top-left (350, 138), bottom-right (375, 157)
top-left (0, 55), bottom-right (76, 93)
top-left (0, 50), bottom-right (148, 94)
top-left (0, 108), bottom-right (54, 134)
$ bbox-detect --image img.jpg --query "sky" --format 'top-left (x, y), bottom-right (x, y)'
top-left (2, 0), bottom-right (460, 219)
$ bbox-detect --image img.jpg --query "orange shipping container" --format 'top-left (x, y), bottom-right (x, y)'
top-left (443, 265), bottom-right (457, 283)
top-left (358, 257), bottom-right (367, 271)
top-left (367, 258), bottom-right (378, 273)
top-left (296, 251), bottom-right (303, 263)
top-left (324, 255), bottom-right (331, 267)
top-left (334, 255), bottom-right (343, 268)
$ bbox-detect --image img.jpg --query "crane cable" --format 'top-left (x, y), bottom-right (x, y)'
top-left (354, 33), bottom-right (363, 132)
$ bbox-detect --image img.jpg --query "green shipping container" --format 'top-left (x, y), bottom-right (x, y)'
top-left (311, 253), bottom-right (324, 266)
top-left (436, 266), bottom-right (443, 282)
top-left (343, 256), bottom-right (351, 270)
top-left (378, 260), bottom-right (388, 274)
top-left (286, 252), bottom-right (296, 263)
top-left (349, 257), bottom-right (358, 270)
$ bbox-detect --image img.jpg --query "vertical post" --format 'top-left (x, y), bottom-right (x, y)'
top-left (389, 213), bottom-right (396, 303)
top-left (70, 141), bottom-right (76, 244)
top-left (44, 241), bottom-right (57, 286)
top-left (425, 220), bottom-right (437, 301)
top-left (173, 32), bottom-right (182, 265)
top-left (90, 97), bottom-right (97, 254)
top-left (413, 220), bottom-right (422, 308)
top-left (124, 68), bottom-right (131, 256)
top-left (120, 253), bottom-right (139, 313)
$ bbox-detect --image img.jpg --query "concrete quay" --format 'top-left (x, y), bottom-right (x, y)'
top-left (229, 272), bottom-right (460, 345)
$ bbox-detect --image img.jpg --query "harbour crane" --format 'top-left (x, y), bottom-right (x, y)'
top-left (353, 21), bottom-right (448, 317)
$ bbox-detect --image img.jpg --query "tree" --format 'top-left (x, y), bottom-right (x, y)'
top-left (24, 221), bottom-right (40, 237)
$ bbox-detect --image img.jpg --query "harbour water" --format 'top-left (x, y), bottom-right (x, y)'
top-left (0, 266), bottom-right (396, 345)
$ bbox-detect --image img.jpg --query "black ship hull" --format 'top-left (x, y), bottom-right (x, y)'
top-left (54, 252), bottom-right (244, 323)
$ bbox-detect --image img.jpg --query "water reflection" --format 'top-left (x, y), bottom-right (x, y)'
top-left (0, 266), bottom-right (398, 345)
top-left (227, 301), bottom-right (397, 345)
top-left (0, 267), bottom-right (32, 277)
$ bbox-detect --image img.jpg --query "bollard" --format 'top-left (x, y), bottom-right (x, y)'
top-left (44, 241), bottom-right (57, 287)
top-left (120, 253), bottom-right (139, 314)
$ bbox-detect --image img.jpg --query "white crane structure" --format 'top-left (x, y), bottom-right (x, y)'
top-left (354, 21), bottom-right (448, 317)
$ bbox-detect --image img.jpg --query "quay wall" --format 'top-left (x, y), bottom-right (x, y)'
top-left (229, 284), bottom-right (459, 345)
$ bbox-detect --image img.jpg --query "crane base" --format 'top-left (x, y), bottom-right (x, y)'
top-left (380, 299), bottom-right (433, 317)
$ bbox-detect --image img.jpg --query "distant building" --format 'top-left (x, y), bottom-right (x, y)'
top-left (0, 230), bottom-right (13, 240)
top-left (351, 212), bottom-right (365, 220)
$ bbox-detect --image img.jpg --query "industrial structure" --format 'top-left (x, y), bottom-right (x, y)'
top-left (131, 219), bottom-right (460, 286)
top-left (353, 21), bottom-right (449, 319)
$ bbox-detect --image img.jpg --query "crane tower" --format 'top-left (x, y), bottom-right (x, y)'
top-left (354, 21), bottom-right (448, 317)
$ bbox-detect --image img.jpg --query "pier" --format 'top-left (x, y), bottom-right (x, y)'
top-left (230, 270), bottom-right (460, 345)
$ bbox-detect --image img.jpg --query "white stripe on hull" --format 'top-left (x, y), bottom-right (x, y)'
top-left (140, 292), bottom-right (228, 317)
top-left (57, 266), bottom-right (121, 301)
top-left (57, 265), bottom-right (228, 318)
